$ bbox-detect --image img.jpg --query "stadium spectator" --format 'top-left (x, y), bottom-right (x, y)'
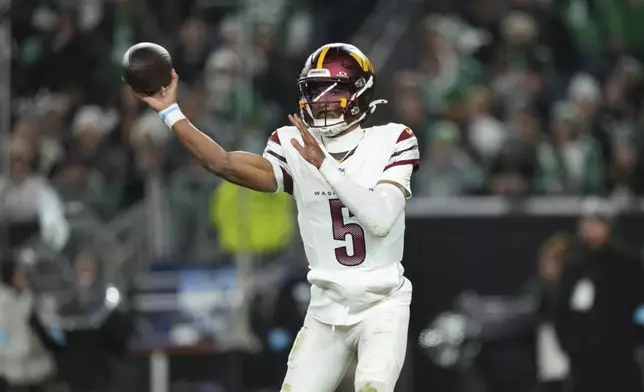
top-left (24, 6), bottom-right (107, 104)
top-left (465, 85), bottom-right (507, 162)
top-left (54, 105), bottom-right (123, 218)
top-left (0, 255), bottom-right (56, 392)
top-left (414, 121), bottom-right (483, 197)
top-left (26, 94), bottom-right (68, 178)
top-left (529, 233), bottom-right (572, 392)
top-left (488, 140), bottom-right (537, 197)
top-left (52, 251), bottom-right (134, 392)
top-left (393, 73), bottom-right (427, 138)
top-left (419, 15), bottom-right (484, 119)
top-left (535, 101), bottom-right (604, 195)
top-left (0, 137), bottom-right (69, 253)
top-left (129, 112), bottom-right (173, 257)
top-left (53, 154), bottom-right (114, 219)
top-left (171, 18), bottom-right (211, 87)
top-left (553, 203), bottom-right (644, 392)
top-left (609, 134), bottom-right (644, 199)
top-left (167, 156), bottom-right (221, 260)
top-left (210, 181), bottom-right (295, 258)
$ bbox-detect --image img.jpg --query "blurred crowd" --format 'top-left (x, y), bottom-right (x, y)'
top-left (6, 0), bottom-right (644, 262)
top-left (5, 0), bottom-right (378, 260)
top-left (9, 0), bottom-right (644, 261)
top-left (395, 0), bottom-right (644, 200)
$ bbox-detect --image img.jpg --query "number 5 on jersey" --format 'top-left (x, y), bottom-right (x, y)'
top-left (329, 199), bottom-right (366, 266)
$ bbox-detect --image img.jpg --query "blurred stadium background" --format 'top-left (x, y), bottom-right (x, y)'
top-left (1, 0), bottom-right (644, 391)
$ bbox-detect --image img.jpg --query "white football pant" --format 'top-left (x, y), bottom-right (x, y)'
top-left (280, 293), bottom-right (409, 392)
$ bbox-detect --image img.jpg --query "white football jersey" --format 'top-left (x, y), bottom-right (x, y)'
top-left (263, 123), bottom-right (420, 325)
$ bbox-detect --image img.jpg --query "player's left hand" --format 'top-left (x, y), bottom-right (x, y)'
top-left (289, 114), bottom-right (326, 169)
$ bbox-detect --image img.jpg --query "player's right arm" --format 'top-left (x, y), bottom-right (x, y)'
top-left (130, 70), bottom-right (278, 193)
top-left (170, 119), bottom-right (278, 192)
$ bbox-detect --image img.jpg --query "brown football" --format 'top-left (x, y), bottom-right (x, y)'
top-left (122, 42), bottom-right (173, 96)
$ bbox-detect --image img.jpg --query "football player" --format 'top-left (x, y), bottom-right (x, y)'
top-left (132, 43), bottom-right (420, 392)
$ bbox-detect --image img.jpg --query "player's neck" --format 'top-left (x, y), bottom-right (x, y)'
top-left (322, 125), bottom-right (364, 154)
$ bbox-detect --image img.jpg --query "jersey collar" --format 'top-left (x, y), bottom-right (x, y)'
top-left (321, 126), bottom-right (365, 154)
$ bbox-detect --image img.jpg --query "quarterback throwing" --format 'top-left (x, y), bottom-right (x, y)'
top-left (132, 43), bottom-right (420, 392)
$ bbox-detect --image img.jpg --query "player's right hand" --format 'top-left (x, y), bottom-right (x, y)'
top-left (131, 69), bottom-right (179, 112)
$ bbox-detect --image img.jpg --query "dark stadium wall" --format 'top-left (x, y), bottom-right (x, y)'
top-left (403, 212), bottom-right (644, 392)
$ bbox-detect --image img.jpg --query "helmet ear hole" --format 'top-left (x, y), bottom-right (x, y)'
top-left (340, 98), bottom-right (347, 108)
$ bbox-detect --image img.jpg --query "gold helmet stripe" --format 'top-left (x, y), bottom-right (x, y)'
top-left (316, 45), bottom-right (332, 69)
top-left (348, 52), bottom-right (364, 71)
top-left (348, 52), bottom-right (375, 73)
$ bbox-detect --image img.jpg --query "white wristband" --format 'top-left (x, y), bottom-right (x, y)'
top-left (319, 157), bottom-right (345, 186)
top-left (159, 103), bottom-right (186, 128)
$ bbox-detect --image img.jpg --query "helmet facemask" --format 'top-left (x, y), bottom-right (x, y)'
top-left (298, 79), bottom-right (355, 137)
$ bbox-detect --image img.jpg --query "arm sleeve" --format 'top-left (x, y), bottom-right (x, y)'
top-left (319, 158), bottom-right (406, 237)
top-left (262, 131), bottom-right (294, 195)
top-left (380, 128), bottom-right (420, 198)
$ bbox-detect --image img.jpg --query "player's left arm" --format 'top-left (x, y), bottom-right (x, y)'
top-left (289, 114), bottom-right (418, 237)
top-left (317, 128), bottom-right (418, 237)
top-left (318, 164), bottom-right (412, 237)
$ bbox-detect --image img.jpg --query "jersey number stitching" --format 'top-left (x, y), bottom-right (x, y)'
top-left (329, 199), bottom-right (366, 266)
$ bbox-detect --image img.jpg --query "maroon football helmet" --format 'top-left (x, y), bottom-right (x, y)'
top-left (298, 43), bottom-right (385, 136)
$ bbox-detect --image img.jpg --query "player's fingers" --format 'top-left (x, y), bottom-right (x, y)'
top-left (287, 114), bottom-right (301, 130)
top-left (168, 69), bottom-right (179, 91)
top-left (295, 115), bottom-right (313, 140)
top-left (290, 138), bottom-right (306, 155)
top-left (289, 114), bottom-right (312, 143)
top-left (292, 113), bottom-right (306, 129)
top-left (288, 114), bottom-right (306, 142)
top-left (289, 113), bottom-right (306, 130)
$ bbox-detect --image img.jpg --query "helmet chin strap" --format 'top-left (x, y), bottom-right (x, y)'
top-left (311, 99), bottom-right (389, 135)
top-left (310, 98), bottom-right (389, 145)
